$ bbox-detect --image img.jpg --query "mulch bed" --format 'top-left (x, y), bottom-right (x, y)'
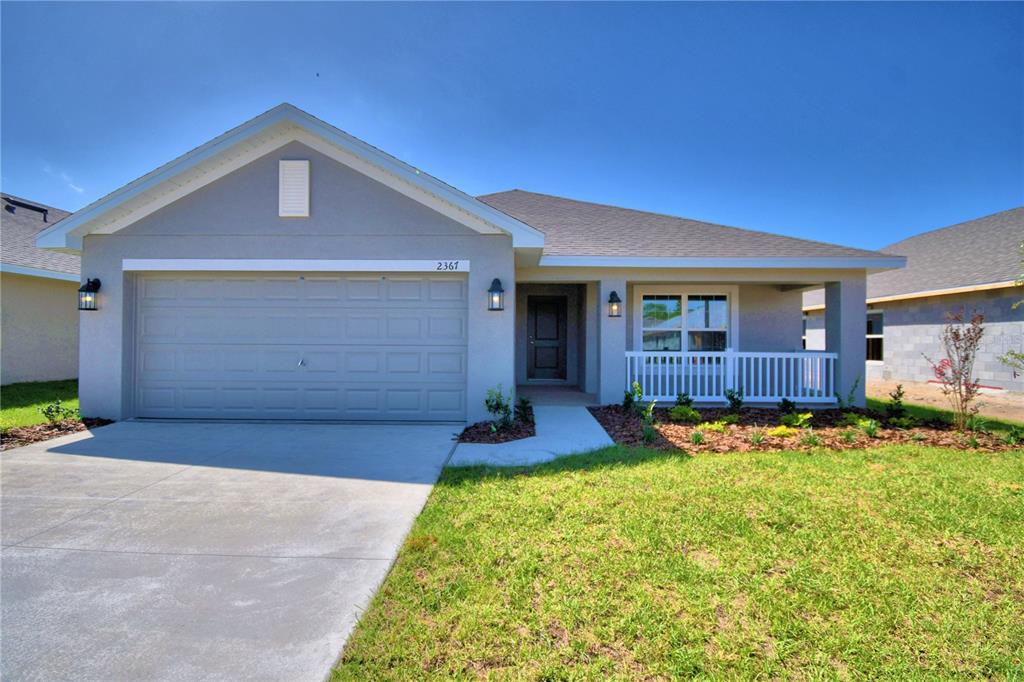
top-left (1, 418), bottom-right (114, 451)
top-left (588, 405), bottom-right (1020, 454)
top-left (459, 405), bottom-right (536, 444)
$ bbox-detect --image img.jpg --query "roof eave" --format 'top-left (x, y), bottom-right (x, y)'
top-left (537, 255), bottom-right (907, 270)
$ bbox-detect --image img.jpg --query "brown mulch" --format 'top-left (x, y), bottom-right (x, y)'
top-left (459, 406), bottom-right (536, 444)
top-left (1, 418), bottom-right (114, 451)
top-left (588, 405), bottom-right (1021, 454)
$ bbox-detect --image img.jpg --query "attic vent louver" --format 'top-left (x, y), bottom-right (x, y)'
top-left (279, 160), bottom-right (310, 217)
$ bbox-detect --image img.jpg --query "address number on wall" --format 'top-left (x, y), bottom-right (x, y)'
top-left (435, 260), bottom-right (466, 271)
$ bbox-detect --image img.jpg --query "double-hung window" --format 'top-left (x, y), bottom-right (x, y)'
top-left (866, 311), bottom-right (884, 362)
top-left (641, 294), bottom-right (729, 351)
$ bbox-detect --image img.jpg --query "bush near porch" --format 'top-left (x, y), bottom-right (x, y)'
top-left (334, 445), bottom-right (1024, 679)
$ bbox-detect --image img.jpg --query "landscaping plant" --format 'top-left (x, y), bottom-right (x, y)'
top-left (668, 405), bottom-right (701, 424)
top-left (697, 420), bottom-right (729, 433)
top-left (924, 309), bottom-right (985, 431)
top-left (39, 399), bottom-right (79, 424)
top-left (749, 429), bottom-right (766, 445)
top-left (623, 381), bottom-right (644, 413)
top-left (514, 396), bottom-right (533, 424)
top-left (484, 385), bottom-right (514, 431)
top-left (800, 429), bottom-right (821, 447)
top-left (859, 418), bottom-right (880, 438)
top-left (767, 425), bottom-right (798, 438)
top-left (690, 430), bottom-right (705, 445)
top-left (724, 388), bottom-right (744, 413)
top-left (885, 384), bottom-right (907, 419)
top-left (777, 397), bottom-right (797, 415)
top-left (675, 392), bottom-right (694, 408)
top-left (834, 376), bottom-right (861, 410)
top-left (780, 411), bottom-right (813, 428)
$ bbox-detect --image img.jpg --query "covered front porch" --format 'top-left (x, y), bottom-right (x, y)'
top-left (514, 271), bottom-right (867, 407)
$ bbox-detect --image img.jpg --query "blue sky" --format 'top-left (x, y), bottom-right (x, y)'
top-left (2, 2), bottom-right (1021, 249)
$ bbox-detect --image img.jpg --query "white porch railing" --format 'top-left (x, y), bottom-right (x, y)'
top-left (625, 351), bottom-right (838, 403)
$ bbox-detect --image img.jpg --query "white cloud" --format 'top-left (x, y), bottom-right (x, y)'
top-left (43, 163), bottom-right (84, 194)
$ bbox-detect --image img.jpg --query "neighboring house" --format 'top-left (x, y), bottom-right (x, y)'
top-left (803, 208), bottom-right (1024, 392)
top-left (1, 195), bottom-right (79, 384)
top-left (37, 104), bottom-right (903, 423)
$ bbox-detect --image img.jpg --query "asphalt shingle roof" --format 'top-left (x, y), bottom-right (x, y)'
top-left (1, 194), bottom-right (78, 276)
top-left (803, 207), bottom-right (1024, 307)
top-left (478, 189), bottom-right (890, 260)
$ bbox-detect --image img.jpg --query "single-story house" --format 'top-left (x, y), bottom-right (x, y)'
top-left (1, 194), bottom-right (79, 384)
top-left (803, 208), bottom-right (1023, 393)
top-left (37, 104), bottom-right (904, 423)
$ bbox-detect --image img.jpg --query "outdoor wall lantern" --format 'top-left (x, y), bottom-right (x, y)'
top-left (608, 291), bottom-right (622, 317)
top-left (78, 278), bottom-right (101, 311)
top-left (487, 278), bottom-right (505, 311)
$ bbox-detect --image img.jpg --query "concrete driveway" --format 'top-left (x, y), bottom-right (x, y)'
top-left (1, 420), bottom-right (457, 681)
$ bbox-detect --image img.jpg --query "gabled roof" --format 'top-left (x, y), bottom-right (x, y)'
top-left (480, 190), bottom-right (903, 269)
top-left (36, 103), bottom-right (545, 253)
top-left (1, 194), bottom-right (79, 280)
top-left (803, 207), bottom-right (1023, 308)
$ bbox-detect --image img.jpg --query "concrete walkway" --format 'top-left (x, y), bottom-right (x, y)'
top-left (449, 405), bottom-right (614, 467)
top-left (1, 420), bottom-right (457, 682)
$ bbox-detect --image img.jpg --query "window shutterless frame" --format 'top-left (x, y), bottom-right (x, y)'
top-left (866, 310), bottom-right (884, 363)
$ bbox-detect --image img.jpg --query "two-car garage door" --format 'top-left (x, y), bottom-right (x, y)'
top-left (134, 273), bottom-right (467, 421)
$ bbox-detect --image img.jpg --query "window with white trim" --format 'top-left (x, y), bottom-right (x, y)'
top-left (641, 294), bottom-right (729, 351)
top-left (866, 311), bottom-right (884, 362)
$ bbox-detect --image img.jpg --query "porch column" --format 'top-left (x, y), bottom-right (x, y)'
top-left (598, 277), bottom-right (627, 404)
top-left (825, 273), bottom-right (867, 407)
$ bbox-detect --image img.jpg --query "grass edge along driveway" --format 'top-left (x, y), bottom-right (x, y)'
top-left (335, 444), bottom-right (1024, 680)
top-left (0, 379), bottom-right (79, 431)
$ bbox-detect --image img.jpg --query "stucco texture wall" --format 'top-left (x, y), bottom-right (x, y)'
top-left (1, 272), bottom-right (79, 384)
top-left (78, 141), bottom-right (514, 422)
top-left (805, 287), bottom-right (1023, 392)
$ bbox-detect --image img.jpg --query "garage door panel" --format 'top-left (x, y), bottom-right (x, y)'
top-left (135, 273), bottom-right (467, 421)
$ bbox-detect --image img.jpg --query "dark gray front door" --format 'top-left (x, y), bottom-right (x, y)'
top-left (527, 296), bottom-right (567, 380)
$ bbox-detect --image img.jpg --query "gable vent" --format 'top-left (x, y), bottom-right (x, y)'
top-left (279, 160), bottom-right (310, 217)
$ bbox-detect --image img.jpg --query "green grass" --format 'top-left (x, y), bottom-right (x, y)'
top-left (866, 397), bottom-right (1023, 432)
top-left (0, 379), bottom-right (79, 431)
top-left (336, 445), bottom-right (1024, 679)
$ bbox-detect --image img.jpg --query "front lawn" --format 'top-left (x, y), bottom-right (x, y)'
top-left (336, 445), bottom-right (1024, 679)
top-left (0, 379), bottom-right (78, 431)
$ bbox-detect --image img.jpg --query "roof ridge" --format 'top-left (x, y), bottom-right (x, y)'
top-left (480, 188), bottom-right (888, 258)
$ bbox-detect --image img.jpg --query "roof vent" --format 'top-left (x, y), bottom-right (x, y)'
top-left (279, 160), bottom-right (310, 217)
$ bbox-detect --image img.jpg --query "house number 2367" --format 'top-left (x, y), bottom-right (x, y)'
top-left (435, 260), bottom-right (460, 271)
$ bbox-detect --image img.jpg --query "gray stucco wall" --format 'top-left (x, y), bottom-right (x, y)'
top-left (1, 273), bottom-right (79, 384)
top-left (736, 285), bottom-right (804, 352)
top-left (78, 141), bottom-right (515, 422)
top-left (805, 287), bottom-right (1024, 392)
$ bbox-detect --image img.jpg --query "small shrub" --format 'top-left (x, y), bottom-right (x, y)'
top-left (887, 416), bottom-right (919, 430)
top-left (720, 413), bottom-right (740, 425)
top-left (690, 430), bottom-right (705, 445)
top-left (885, 384), bottom-right (907, 419)
top-left (840, 412), bottom-right (863, 427)
top-left (965, 415), bottom-right (989, 433)
top-left (800, 429), bottom-right (821, 447)
top-left (911, 432), bottom-right (927, 442)
top-left (777, 398), bottom-right (797, 415)
top-left (642, 424), bottom-right (658, 444)
top-left (640, 400), bottom-right (656, 426)
top-left (749, 429), bottom-right (766, 445)
top-left (925, 309), bottom-right (985, 431)
top-left (840, 429), bottom-right (858, 443)
top-left (39, 399), bottom-right (78, 424)
top-left (1001, 427), bottom-right (1024, 446)
top-left (675, 392), bottom-right (694, 408)
top-left (780, 411), bottom-right (813, 428)
top-left (668, 405), bottom-right (701, 424)
top-left (859, 418), bottom-right (880, 438)
top-left (698, 420), bottom-right (729, 433)
top-left (622, 381), bottom-right (644, 413)
top-left (966, 434), bottom-right (980, 448)
top-left (724, 388), bottom-right (744, 413)
top-left (515, 396), bottom-right (533, 424)
top-left (767, 425), bottom-right (798, 438)
top-left (484, 385), bottom-right (513, 430)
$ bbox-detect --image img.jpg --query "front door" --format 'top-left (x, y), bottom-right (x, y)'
top-left (527, 295), bottom-right (567, 380)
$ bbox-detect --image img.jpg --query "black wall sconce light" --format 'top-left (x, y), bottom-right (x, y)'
top-left (78, 278), bottom-right (101, 311)
top-left (487, 278), bottom-right (505, 311)
top-left (608, 290), bottom-right (622, 317)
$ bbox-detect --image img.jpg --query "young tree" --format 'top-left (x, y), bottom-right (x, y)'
top-left (925, 309), bottom-right (985, 431)
top-left (998, 241), bottom-right (1023, 376)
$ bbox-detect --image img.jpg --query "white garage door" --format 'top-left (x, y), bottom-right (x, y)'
top-left (134, 273), bottom-right (467, 421)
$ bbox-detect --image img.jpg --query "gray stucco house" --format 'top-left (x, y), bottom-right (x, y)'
top-left (1, 195), bottom-right (79, 384)
top-left (803, 208), bottom-right (1023, 393)
top-left (38, 104), bottom-right (904, 423)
